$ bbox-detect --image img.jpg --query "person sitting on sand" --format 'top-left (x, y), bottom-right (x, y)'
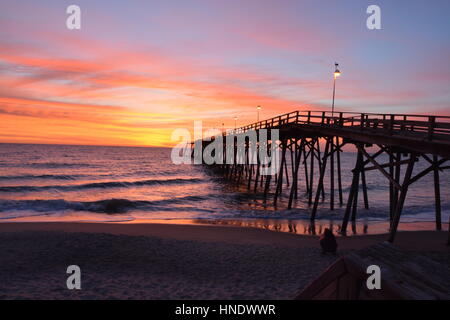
top-left (320, 228), bottom-right (337, 254)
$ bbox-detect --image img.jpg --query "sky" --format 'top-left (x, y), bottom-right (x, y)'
top-left (0, 0), bottom-right (449, 147)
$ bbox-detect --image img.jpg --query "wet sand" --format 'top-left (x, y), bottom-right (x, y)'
top-left (0, 222), bottom-right (448, 299)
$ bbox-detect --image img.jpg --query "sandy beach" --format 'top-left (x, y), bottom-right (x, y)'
top-left (0, 222), bottom-right (448, 300)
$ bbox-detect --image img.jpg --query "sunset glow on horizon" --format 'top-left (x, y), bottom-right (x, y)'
top-left (1, 0), bottom-right (449, 147)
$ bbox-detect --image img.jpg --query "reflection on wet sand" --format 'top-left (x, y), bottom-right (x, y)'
top-left (193, 218), bottom-right (371, 236)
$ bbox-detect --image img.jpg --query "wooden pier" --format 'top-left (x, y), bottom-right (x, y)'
top-left (195, 110), bottom-right (450, 242)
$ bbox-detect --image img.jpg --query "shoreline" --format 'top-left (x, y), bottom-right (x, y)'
top-left (1, 215), bottom-right (448, 237)
top-left (0, 221), bottom-right (448, 251)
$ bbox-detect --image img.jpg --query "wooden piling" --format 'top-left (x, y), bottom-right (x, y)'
top-left (389, 150), bottom-right (394, 222)
top-left (303, 144), bottom-right (310, 197)
top-left (274, 141), bottom-right (287, 206)
top-left (388, 153), bottom-right (417, 243)
top-left (308, 140), bottom-right (315, 206)
top-left (330, 137), bottom-right (335, 210)
top-left (316, 140), bottom-right (326, 200)
top-left (433, 155), bottom-right (442, 230)
top-left (288, 140), bottom-right (304, 209)
top-left (336, 137), bottom-right (343, 205)
top-left (311, 138), bottom-right (331, 221)
top-left (342, 145), bottom-right (364, 234)
top-left (361, 164), bottom-right (369, 209)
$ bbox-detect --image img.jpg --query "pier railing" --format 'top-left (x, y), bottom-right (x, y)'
top-left (233, 110), bottom-right (450, 142)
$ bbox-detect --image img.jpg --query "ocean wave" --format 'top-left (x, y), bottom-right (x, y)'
top-left (0, 178), bottom-right (204, 193)
top-left (0, 162), bottom-right (102, 169)
top-left (0, 199), bottom-right (141, 214)
top-left (0, 174), bottom-right (81, 181)
top-left (0, 195), bottom-right (211, 214)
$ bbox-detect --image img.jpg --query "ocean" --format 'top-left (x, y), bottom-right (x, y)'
top-left (0, 143), bottom-right (449, 234)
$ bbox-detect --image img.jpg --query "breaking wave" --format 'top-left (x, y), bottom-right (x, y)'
top-left (0, 178), bottom-right (204, 193)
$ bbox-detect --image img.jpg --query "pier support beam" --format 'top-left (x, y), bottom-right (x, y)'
top-left (288, 140), bottom-right (304, 209)
top-left (274, 141), bottom-right (287, 206)
top-left (310, 137), bottom-right (331, 221)
top-left (389, 150), bottom-right (395, 221)
top-left (433, 155), bottom-right (442, 231)
top-left (308, 139), bottom-right (315, 206)
top-left (341, 144), bottom-right (364, 234)
top-left (361, 166), bottom-right (369, 210)
top-left (336, 137), bottom-right (343, 205)
top-left (388, 153), bottom-right (417, 243)
top-left (330, 138), bottom-right (335, 210)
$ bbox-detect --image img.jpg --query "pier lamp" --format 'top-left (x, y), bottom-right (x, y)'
top-left (332, 63), bottom-right (341, 119)
top-left (234, 116), bottom-right (237, 130)
top-left (257, 106), bottom-right (261, 122)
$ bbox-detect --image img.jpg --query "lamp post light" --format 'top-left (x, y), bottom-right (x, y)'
top-left (332, 62), bottom-right (341, 120)
top-left (257, 105), bottom-right (261, 122)
top-left (234, 116), bottom-right (237, 130)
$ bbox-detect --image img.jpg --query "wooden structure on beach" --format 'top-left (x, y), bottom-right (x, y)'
top-left (294, 242), bottom-right (450, 300)
top-left (194, 111), bottom-right (450, 242)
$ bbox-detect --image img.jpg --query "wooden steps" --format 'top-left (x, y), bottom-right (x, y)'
top-left (294, 242), bottom-right (450, 300)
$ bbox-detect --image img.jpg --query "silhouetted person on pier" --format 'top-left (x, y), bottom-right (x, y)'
top-left (320, 228), bottom-right (337, 254)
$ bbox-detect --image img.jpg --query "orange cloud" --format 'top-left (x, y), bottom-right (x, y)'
top-left (0, 29), bottom-right (332, 146)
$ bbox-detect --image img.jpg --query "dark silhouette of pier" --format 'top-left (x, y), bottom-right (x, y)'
top-left (196, 110), bottom-right (450, 243)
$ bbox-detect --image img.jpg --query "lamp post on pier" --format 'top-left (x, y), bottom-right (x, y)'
top-left (257, 105), bottom-right (261, 122)
top-left (332, 63), bottom-right (341, 120)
